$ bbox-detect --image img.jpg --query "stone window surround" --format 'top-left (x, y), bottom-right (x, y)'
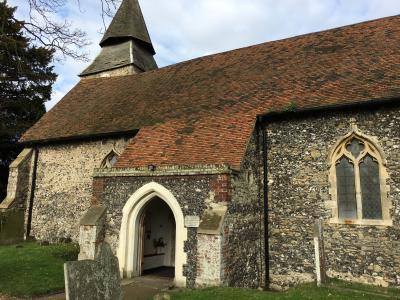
top-left (100, 148), bottom-right (120, 168)
top-left (327, 125), bottom-right (392, 226)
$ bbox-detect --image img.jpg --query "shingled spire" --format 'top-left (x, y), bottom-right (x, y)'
top-left (80, 0), bottom-right (157, 78)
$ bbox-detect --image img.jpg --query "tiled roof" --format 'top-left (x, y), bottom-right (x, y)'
top-left (115, 108), bottom-right (257, 169)
top-left (21, 16), bottom-right (400, 169)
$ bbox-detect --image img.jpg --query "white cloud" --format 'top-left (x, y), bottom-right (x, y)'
top-left (7, 0), bottom-right (400, 110)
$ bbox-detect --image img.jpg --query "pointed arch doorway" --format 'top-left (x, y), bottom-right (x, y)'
top-left (117, 182), bottom-right (187, 287)
top-left (139, 198), bottom-right (175, 276)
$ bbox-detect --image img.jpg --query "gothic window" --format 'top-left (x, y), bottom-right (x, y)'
top-left (328, 128), bottom-right (391, 226)
top-left (100, 149), bottom-right (119, 168)
top-left (360, 155), bottom-right (382, 219)
top-left (336, 156), bottom-right (357, 219)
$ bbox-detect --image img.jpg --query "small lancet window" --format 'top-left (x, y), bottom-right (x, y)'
top-left (329, 129), bottom-right (391, 225)
top-left (100, 149), bottom-right (119, 168)
top-left (359, 155), bottom-right (382, 219)
top-left (336, 157), bottom-right (357, 219)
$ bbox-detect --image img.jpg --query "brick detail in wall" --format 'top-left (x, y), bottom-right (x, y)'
top-left (92, 177), bottom-right (104, 205)
top-left (210, 175), bottom-right (232, 202)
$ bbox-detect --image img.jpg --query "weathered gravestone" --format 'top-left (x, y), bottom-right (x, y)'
top-left (64, 242), bottom-right (122, 300)
top-left (64, 205), bottom-right (122, 300)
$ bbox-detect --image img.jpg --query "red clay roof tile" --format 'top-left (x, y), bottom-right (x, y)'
top-left (21, 16), bottom-right (400, 168)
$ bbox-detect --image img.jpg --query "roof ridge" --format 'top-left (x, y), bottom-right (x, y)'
top-left (21, 13), bottom-right (400, 147)
top-left (153, 14), bottom-right (400, 72)
top-left (84, 14), bottom-right (399, 81)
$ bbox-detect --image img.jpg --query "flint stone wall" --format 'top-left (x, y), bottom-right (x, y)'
top-left (265, 105), bottom-right (400, 287)
top-left (96, 173), bottom-right (231, 288)
top-left (224, 132), bottom-right (264, 288)
top-left (29, 137), bottom-right (132, 242)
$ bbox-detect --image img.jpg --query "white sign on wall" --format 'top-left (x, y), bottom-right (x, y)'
top-left (184, 215), bottom-right (200, 228)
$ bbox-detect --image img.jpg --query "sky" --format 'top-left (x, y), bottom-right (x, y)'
top-left (8, 0), bottom-right (400, 110)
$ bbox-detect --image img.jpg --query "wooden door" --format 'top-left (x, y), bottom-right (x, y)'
top-left (138, 212), bottom-right (146, 276)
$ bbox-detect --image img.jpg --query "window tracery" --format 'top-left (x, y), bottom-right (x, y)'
top-left (328, 126), bottom-right (391, 226)
top-left (100, 149), bottom-right (120, 168)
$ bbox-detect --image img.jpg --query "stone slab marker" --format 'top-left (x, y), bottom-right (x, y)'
top-left (64, 205), bottom-right (122, 300)
top-left (313, 219), bottom-right (327, 286)
top-left (64, 242), bottom-right (122, 300)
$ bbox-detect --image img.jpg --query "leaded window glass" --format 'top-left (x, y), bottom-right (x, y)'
top-left (346, 139), bottom-right (364, 158)
top-left (336, 157), bottom-right (357, 219)
top-left (360, 155), bottom-right (382, 219)
top-left (330, 132), bottom-right (388, 223)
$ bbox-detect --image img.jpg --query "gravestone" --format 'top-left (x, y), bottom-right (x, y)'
top-left (64, 242), bottom-right (122, 300)
top-left (0, 209), bottom-right (24, 245)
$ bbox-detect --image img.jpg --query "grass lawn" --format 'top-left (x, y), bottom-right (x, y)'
top-left (0, 241), bottom-right (78, 298)
top-left (0, 242), bottom-right (398, 300)
top-left (171, 282), bottom-right (400, 300)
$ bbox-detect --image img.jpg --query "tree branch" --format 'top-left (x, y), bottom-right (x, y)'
top-left (7, 0), bottom-right (124, 61)
top-left (17, 17), bottom-right (90, 61)
top-left (100, 0), bottom-right (121, 33)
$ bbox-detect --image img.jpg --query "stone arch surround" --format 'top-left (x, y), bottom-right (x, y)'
top-left (327, 125), bottom-right (392, 226)
top-left (117, 182), bottom-right (188, 287)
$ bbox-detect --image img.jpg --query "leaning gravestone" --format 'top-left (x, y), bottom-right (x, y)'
top-left (64, 242), bottom-right (122, 300)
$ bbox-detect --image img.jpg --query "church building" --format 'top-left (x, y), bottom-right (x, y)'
top-left (1, 0), bottom-right (399, 289)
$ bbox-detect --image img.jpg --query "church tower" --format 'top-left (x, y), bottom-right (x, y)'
top-left (80, 0), bottom-right (157, 79)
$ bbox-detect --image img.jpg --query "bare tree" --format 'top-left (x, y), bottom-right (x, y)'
top-left (9, 0), bottom-right (123, 61)
top-left (99, 0), bottom-right (121, 29)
